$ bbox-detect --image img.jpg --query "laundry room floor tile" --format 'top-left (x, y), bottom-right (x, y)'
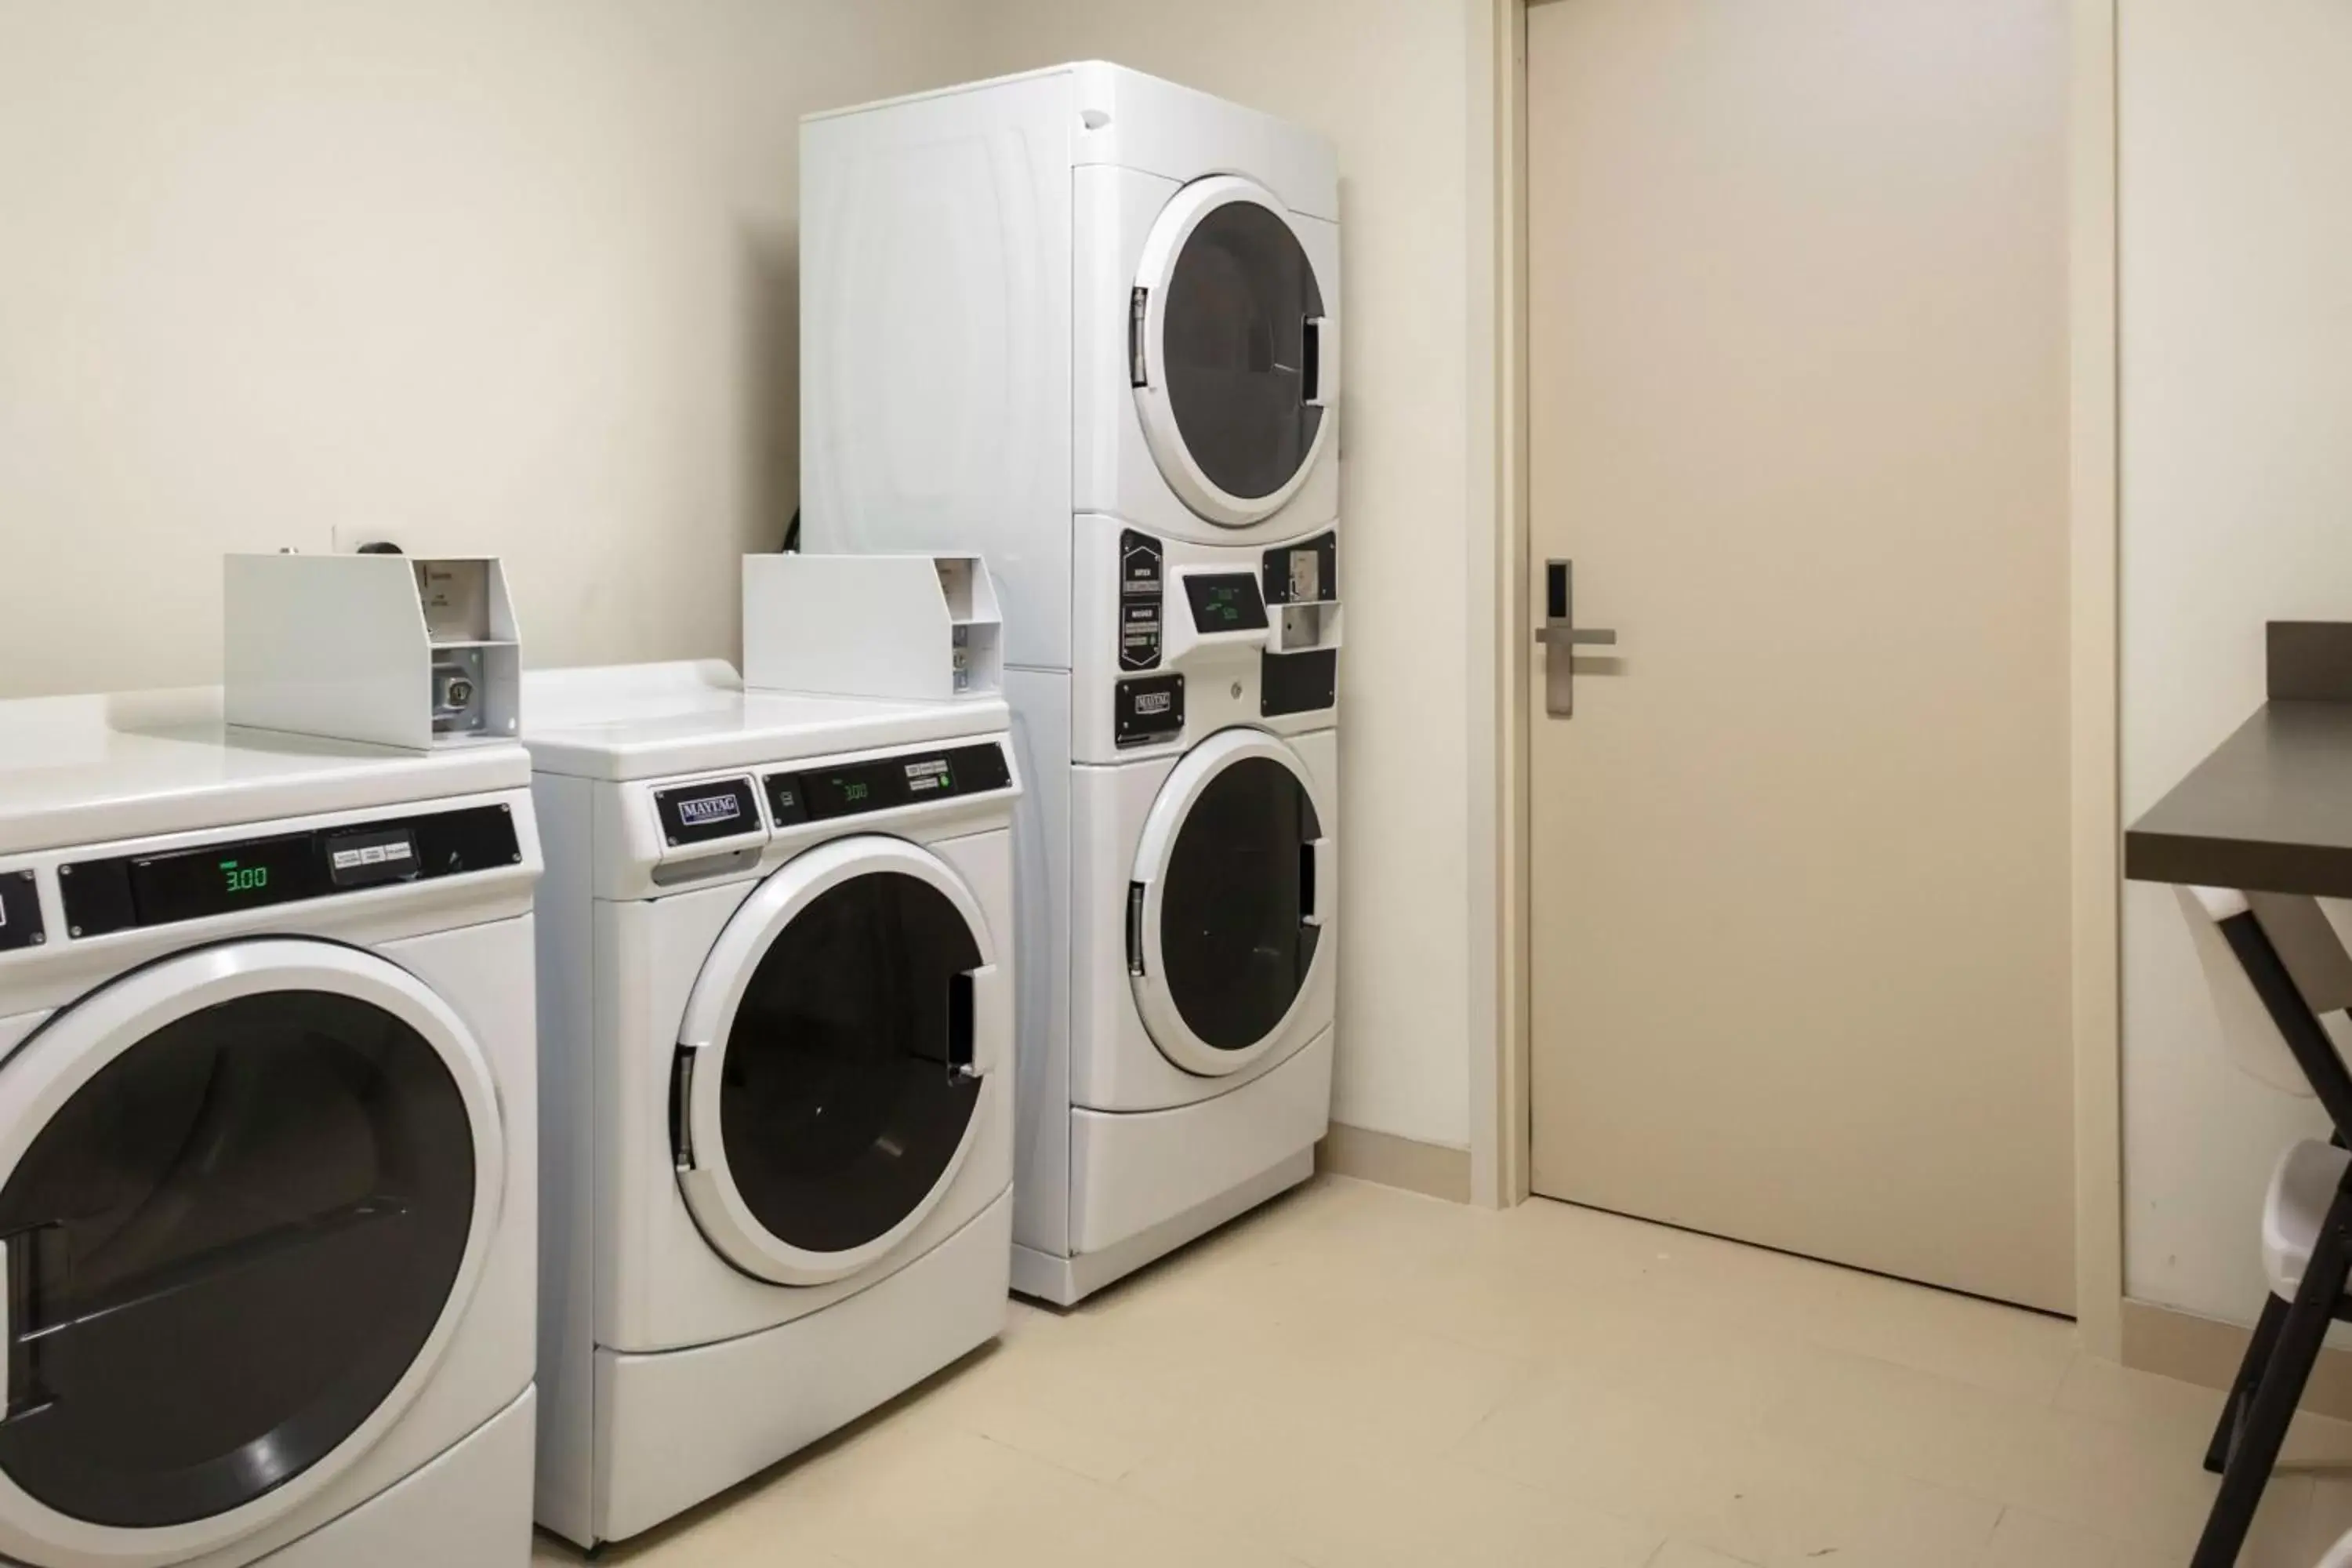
top-left (530, 1175), bottom-right (2352, 1568)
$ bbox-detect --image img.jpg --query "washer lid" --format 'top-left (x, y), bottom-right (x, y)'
top-left (1132, 176), bottom-right (1337, 528)
top-left (0, 687), bottom-right (528, 858)
top-left (520, 662), bottom-right (1011, 783)
top-left (673, 837), bottom-right (1006, 1287)
top-left (0, 939), bottom-right (503, 1568)
top-left (1127, 728), bottom-right (1334, 1077)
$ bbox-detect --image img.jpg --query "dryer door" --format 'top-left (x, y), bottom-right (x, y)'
top-left (0, 939), bottom-right (503, 1568)
top-left (1132, 174), bottom-right (1336, 528)
top-left (1129, 728), bottom-right (1334, 1078)
top-left (673, 837), bottom-right (1005, 1288)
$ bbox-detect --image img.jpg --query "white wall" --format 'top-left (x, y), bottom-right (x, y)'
top-left (965, 2), bottom-right (1477, 1149)
top-left (2121, 0), bottom-right (2352, 1321)
top-left (0, 0), bottom-right (1000, 694)
top-left (0, 1), bottom-right (1481, 1152)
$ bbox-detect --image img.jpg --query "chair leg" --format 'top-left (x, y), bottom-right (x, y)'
top-left (2206, 1290), bottom-right (2292, 1474)
top-left (2193, 1178), bottom-right (2352, 1568)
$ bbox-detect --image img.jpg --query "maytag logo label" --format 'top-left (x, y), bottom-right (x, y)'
top-left (1134, 691), bottom-right (1173, 716)
top-left (679, 794), bottom-right (742, 826)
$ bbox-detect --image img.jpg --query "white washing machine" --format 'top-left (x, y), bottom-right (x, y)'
top-left (1016, 522), bottom-right (1340, 1305)
top-left (0, 686), bottom-right (539, 1568)
top-left (522, 662), bottom-right (1017, 1549)
top-left (801, 64), bottom-right (1345, 1306)
top-left (800, 60), bottom-right (1341, 671)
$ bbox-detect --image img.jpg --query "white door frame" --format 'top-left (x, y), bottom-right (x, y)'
top-left (1461, 0), bottom-right (2123, 1356)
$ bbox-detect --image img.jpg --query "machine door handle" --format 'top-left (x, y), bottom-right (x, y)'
top-left (1537, 559), bottom-right (1619, 718)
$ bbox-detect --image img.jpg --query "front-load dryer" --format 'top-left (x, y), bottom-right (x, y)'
top-left (521, 662), bottom-right (1017, 1550)
top-left (800, 60), bottom-right (1341, 672)
top-left (0, 686), bottom-right (539, 1568)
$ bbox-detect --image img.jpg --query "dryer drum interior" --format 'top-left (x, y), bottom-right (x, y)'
top-left (713, 870), bottom-right (983, 1258)
top-left (0, 989), bottom-right (474, 1529)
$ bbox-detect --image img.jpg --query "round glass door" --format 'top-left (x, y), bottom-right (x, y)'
top-left (1135, 176), bottom-right (1334, 527)
top-left (1131, 731), bottom-right (1330, 1077)
top-left (676, 837), bottom-right (998, 1287)
top-left (0, 941), bottom-right (500, 1564)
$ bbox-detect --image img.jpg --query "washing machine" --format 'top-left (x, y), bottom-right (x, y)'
top-left (1014, 521), bottom-right (1340, 1305)
top-left (522, 662), bottom-right (1018, 1548)
top-left (0, 685), bottom-right (539, 1568)
top-left (800, 59), bottom-right (1341, 671)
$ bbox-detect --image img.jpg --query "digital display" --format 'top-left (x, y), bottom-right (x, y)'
top-left (795, 743), bottom-right (1011, 822)
top-left (129, 834), bottom-right (319, 925)
top-left (1183, 573), bottom-right (1269, 633)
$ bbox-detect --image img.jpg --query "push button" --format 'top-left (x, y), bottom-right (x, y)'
top-left (766, 773), bottom-right (810, 827)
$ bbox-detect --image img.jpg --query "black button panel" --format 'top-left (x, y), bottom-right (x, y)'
top-left (654, 778), bottom-right (760, 849)
top-left (1115, 674), bottom-right (1186, 749)
top-left (0, 870), bottom-right (43, 953)
top-left (1120, 530), bottom-right (1164, 672)
top-left (324, 826), bottom-right (419, 889)
top-left (59, 804), bottom-right (521, 938)
top-left (770, 742), bottom-right (1013, 826)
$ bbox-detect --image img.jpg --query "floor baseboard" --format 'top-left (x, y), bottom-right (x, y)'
top-left (1315, 1123), bottom-right (1472, 1203)
top-left (2122, 1297), bottom-right (2352, 1422)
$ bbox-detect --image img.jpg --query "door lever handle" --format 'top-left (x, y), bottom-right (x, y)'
top-left (1535, 625), bottom-right (1617, 648)
top-left (1537, 560), bottom-right (1617, 717)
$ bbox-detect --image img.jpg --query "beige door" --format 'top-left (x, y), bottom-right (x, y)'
top-left (1524, 0), bottom-right (2074, 1311)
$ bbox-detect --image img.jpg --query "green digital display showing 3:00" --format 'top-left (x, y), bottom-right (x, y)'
top-left (220, 860), bottom-right (270, 895)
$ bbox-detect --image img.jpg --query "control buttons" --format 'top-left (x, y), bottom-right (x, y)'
top-left (765, 773), bottom-right (810, 828)
top-left (1120, 530), bottom-right (1164, 672)
top-left (325, 827), bottom-right (420, 889)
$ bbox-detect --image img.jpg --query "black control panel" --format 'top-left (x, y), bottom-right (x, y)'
top-left (1263, 531), bottom-right (1338, 607)
top-left (0, 870), bottom-right (42, 953)
top-left (655, 777), bottom-right (760, 849)
top-left (1183, 573), bottom-right (1269, 633)
top-left (768, 742), bottom-right (1012, 826)
top-left (1119, 530), bottom-right (1164, 671)
top-left (1115, 674), bottom-right (1186, 749)
top-left (59, 804), bottom-right (521, 939)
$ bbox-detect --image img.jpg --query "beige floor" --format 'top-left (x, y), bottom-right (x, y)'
top-left (534, 1176), bottom-right (2352, 1567)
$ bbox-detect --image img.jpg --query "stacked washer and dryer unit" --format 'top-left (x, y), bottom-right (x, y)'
top-left (0, 608), bottom-right (542, 1566)
top-left (804, 63), bottom-right (1345, 1304)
